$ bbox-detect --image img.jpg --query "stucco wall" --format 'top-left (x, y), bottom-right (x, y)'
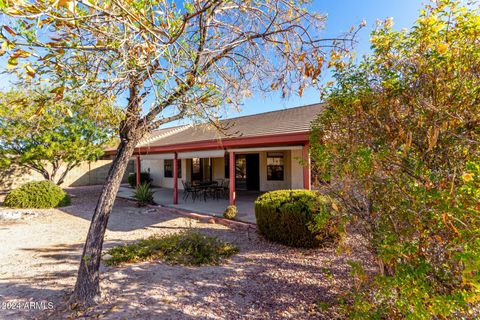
top-left (290, 149), bottom-right (305, 189)
top-left (0, 160), bottom-right (133, 191)
top-left (139, 158), bottom-right (186, 190)
top-left (212, 157), bottom-right (225, 180)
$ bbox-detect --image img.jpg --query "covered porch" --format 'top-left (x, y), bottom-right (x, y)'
top-left (115, 128), bottom-right (313, 224)
top-left (134, 144), bottom-right (310, 197)
top-left (117, 186), bottom-right (259, 224)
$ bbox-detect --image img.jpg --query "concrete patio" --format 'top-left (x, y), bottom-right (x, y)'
top-left (117, 185), bottom-right (259, 224)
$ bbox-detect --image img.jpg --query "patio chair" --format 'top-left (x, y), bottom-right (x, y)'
top-left (209, 179), bottom-right (224, 200)
top-left (222, 179), bottom-right (230, 198)
top-left (182, 180), bottom-right (198, 202)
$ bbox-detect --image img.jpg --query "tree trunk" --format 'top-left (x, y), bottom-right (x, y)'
top-left (70, 132), bottom-right (141, 305)
top-left (56, 162), bottom-right (78, 186)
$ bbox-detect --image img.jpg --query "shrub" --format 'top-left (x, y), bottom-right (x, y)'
top-left (3, 180), bottom-right (71, 208)
top-left (310, 1), bottom-right (480, 317)
top-left (104, 231), bottom-right (239, 266)
top-left (133, 183), bottom-right (154, 206)
top-left (255, 190), bottom-right (340, 248)
top-left (223, 205), bottom-right (237, 219)
top-left (128, 171), bottom-right (152, 187)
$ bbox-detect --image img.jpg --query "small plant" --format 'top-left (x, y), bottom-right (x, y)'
top-left (223, 205), bottom-right (237, 219)
top-left (3, 180), bottom-right (71, 209)
top-left (133, 183), bottom-right (154, 206)
top-left (128, 171), bottom-right (152, 187)
top-left (104, 231), bottom-right (239, 266)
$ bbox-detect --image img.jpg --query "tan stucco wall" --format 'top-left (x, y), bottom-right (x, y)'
top-left (0, 160), bottom-right (133, 191)
top-left (290, 149), bottom-right (305, 189)
top-left (139, 158), bottom-right (186, 190)
top-left (212, 157), bottom-right (225, 180)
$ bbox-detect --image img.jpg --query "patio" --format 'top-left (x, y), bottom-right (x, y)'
top-left (117, 185), bottom-right (259, 224)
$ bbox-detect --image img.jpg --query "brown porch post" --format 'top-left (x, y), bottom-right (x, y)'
top-left (229, 151), bottom-right (236, 205)
top-left (173, 153), bottom-right (179, 205)
top-left (136, 155), bottom-right (141, 187)
top-left (303, 144), bottom-right (311, 190)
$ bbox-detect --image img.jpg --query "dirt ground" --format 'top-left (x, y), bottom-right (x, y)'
top-left (0, 186), bottom-right (375, 320)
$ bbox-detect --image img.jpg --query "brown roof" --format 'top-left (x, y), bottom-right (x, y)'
top-left (143, 103), bottom-right (324, 148)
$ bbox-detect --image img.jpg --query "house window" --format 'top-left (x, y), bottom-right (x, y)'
top-left (164, 159), bottom-right (181, 178)
top-left (267, 152), bottom-right (284, 181)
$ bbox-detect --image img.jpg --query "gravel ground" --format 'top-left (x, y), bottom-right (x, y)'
top-left (0, 185), bottom-right (376, 320)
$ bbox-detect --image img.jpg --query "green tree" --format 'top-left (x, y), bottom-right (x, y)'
top-left (0, 89), bottom-right (120, 185)
top-left (311, 1), bottom-right (479, 318)
top-left (0, 0), bottom-right (359, 305)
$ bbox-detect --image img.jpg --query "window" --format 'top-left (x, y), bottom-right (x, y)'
top-left (267, 152), bottom-right (284, 181)
top-left (164, 159), bottom-right (181, 178)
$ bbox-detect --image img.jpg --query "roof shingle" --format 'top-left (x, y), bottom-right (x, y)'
top-left (143, 103), bottom-right (323, 148)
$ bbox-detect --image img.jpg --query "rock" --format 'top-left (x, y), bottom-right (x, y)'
top-left (0, 210), bottom-right (37, 220)
top-left (103, 254), bottom-right (113, 261)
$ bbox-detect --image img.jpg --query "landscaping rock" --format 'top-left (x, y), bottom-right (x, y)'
top-left (0, 210), bottom-right (38, 220)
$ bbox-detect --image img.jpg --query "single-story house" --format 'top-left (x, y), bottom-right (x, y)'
top-left (106, 103), bottom-right (322, 206)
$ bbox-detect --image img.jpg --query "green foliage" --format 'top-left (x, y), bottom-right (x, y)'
top-left (223, 205), bottom-right (238, 220)
top-left (133, 183), bottom-right (154, 206)
top-left (105, 231), bottom-right (239, 266)
top-left (128, 171), bottom-right (153, 187)
top-left (0, 88), bottom-right (121, 184)
top-left (254, 190), bottom-right (341, 248)
top-left (4, 180), bottom-right (71, 208)
top-left (311, 1), bottom-right (480, 317)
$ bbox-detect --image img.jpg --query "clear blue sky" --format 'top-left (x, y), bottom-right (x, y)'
top-left (217, 0), bottom-right (425, 121)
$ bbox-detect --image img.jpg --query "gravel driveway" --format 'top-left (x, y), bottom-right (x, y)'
top-left (0, 186), bottom-right (375, 319)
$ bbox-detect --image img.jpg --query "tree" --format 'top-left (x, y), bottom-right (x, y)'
top-left (0, 89), bottom-right (119, 185)
top-left (1, 0), bottom-right (359, 305)
top-left (311, 1), bottom-right (479, 317)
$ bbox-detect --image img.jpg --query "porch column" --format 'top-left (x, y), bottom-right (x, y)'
top-left (229, 151), bottom-right (236, 205)
top-left (136, 155), bottom-right (141, 187)
top-left (303, 144), bottom-right (311, 190)
top-left (173, 153), bottom-right (178, 205)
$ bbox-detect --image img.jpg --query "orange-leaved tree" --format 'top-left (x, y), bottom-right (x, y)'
top-left (311, 1), bottom-right (479, 318)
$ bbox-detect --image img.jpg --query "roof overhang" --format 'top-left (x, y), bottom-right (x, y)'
top-left (105, 131), bottom-right (309, 156)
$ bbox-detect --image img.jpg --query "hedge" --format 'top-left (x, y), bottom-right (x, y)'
top-left (3, 180), bottom-right (71, 209)
top-left (254, 190), bottom-right (340, 248)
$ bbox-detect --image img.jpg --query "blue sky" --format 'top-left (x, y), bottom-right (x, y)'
top-left (223, 0), bottom-right (425, 121)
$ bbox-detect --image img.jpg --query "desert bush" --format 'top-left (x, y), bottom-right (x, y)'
top-left (4, 180), bottom-right (71, 208)
top-left (128, 171), bottom-right (152, 187)
top-left (133, 183), bottom-right (154, 206)
top-left (104, 231), bottom-right (239, 266)
top-left (223, 205), bottom-right (238, 219)
top-left (255, 190), bottom-right (341, 248)
top-left (310, 1), bottom-right (480, 317)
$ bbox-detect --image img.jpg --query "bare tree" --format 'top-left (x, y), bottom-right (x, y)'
top-left (1, 0), bottom-right (359, 305)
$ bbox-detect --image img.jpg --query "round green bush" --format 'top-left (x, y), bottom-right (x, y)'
top-left (128, 171), bottom-right (153, 187)
top-left (223, 205), bottom-right (238, 220)
top-left (255, 190), bottom-right (340, 248)
top-left (4, 180), bottom-right (71, 209)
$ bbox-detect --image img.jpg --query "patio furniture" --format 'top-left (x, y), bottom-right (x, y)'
top-left (221, 179), bottom-right (230, 198)
top-left (182, 180), bottom-right (199, 202)
top-left (209, 180), bottom-right (224, 200)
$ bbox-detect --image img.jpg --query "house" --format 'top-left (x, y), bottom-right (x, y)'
top-left (107, 103), bottom-right (323, 206)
